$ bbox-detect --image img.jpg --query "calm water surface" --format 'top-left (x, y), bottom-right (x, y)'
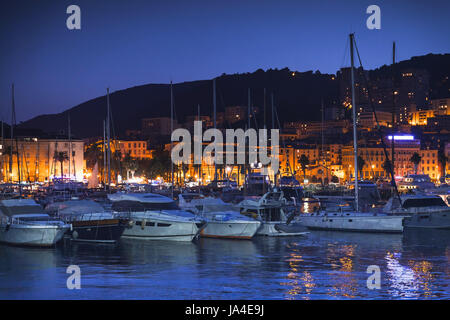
top-left (1, 229), bottom-right (449, 300)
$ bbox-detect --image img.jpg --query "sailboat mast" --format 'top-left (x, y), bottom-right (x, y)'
top-left (263, 88), bottom-right (266, 129)
top-left (350, 33), bottom-right (359, 211)
top-left (1, 120), bottom-right (3, 182)
top-left (10, 85), bottom-right (14, 183)
top-left (213, 79), bottom-right (217, 181)
top-left (391, 42), bottom-right (396, 178)
top-left (247, 88), bottom-right (251, 129)
top-left (271, 93), bottom-right (276, 187)
top-left (321, 98), bottom-right (325, 185)
top-left (103, 120), bottom-right (106, 190)
top-left (198, 103), bottom-right (201, 186)
top-left (271, 93), bottom-right (275, 130)
top-left (106, 88), bottom-right (111, 191)
top-left (12, 84), bottom-right (21, 192)
top-left (170, 81), bottom-right (174, 198)
top-left (68, 114), bottom-right (71, 181)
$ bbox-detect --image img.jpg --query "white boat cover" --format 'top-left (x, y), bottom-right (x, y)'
top-left (108, 192), bottom-right (172, 203)
top-left (45, 200), bottom-right (106, 215)
top-left (0, 199), bottom-right (45, 217)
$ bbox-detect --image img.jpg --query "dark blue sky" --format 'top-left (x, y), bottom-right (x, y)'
top-left (1, 0), bottom-right (449, 122)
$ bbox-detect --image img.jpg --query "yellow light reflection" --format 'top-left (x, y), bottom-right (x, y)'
top-left (280, 243), bottom-right (316, 300)
top-left (326, 244), bottom-right (357, 298)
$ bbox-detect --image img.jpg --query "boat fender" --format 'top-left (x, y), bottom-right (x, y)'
top-left (70, 224), bottom-right (73, 232)
top-left (128, 220), bottom-right (135, 227)
top-left (5, 223), bottom-right (11, 232)
top-left (141, 219), bottom-right (146, 230)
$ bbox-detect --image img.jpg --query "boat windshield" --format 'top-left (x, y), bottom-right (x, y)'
top-left (403, 198), bottom-right (448, 209)
top-left (203, 203), bottom-right (234, 213)
top-left (261, 208), bottom-right (282, 221)
top-left (181, 194), bottom-right (203, 202)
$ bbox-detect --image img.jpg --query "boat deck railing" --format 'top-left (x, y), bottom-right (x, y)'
top-left (1, 216), bottom-right (67, 227)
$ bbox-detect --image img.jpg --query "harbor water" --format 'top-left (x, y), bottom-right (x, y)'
top-left (1, 229), bottom-right (449, 300)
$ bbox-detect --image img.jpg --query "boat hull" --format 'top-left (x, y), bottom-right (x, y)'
top-left (298, 215), bottom-right (406, 233)
top-left (68, 219), bottom-right (127, 243)
top-left (403, 210), bottom-right (450, 229)
top-left (256, 222), bottom-right (308, 236)
top-left (200, 220), bottom-right (261, 239)
top-left (0, 224), bottom-right (69, 247)
top-left (122, 219), bottom-right (201, 241)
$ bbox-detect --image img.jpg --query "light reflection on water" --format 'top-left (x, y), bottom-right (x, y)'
top-left (0, 229), bottom-right (449, 300)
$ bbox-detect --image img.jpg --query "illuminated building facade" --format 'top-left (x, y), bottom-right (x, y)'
top-left (118, 140), bottom-right (152, 159)
top-left (341, 136), bottom-right (439, 181)
top-left (1, 138), bottom-right (84, 182)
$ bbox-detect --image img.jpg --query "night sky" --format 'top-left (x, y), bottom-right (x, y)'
top-left (1, 0), bottom-right (449, 122)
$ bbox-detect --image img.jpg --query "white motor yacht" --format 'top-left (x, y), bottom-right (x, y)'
top-left (108, 193), bottom-right (206, 241)
top-left (179, 195), bottom-right (261, 239)
top-left (237, 191), bottom-right (308, 237)
top-left (384, 194), bottom-right (450, 229)
top-left (0, 199), bottom-right (70, 247)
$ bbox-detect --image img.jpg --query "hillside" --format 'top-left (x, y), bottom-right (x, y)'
top-left (18, 54), bottom-right (450, 138)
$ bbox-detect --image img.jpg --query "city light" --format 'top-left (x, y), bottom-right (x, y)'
top-left (387, 135), bottom-right (414, 141)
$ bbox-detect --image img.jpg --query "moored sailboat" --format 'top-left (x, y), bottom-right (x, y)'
top-left (298, 34), bottom-right (408, 233)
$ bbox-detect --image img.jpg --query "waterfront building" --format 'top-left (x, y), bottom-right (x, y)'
top-left (409, 109), bottom-right (435, 126)
top-left (284, 120), bottom-right (350, 138)
top-left (341, 136), bottom-right (440, 181)
top-left (419, 148), bottom-right (440, 180)
top-left (118, 140), bottom-right (152, 160)
top-left (446, 143), bottom-right (450, 176)
top-left (425, 115), bottom-right (450, 133)
top-left (1, 138), bottom-right (84, 182)
top-left (359, 111), bottom-right (392, 129)
top-left (86, 139), bottom-right (152, 160)
top-left (430, 98), bottom-right (450, 115)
